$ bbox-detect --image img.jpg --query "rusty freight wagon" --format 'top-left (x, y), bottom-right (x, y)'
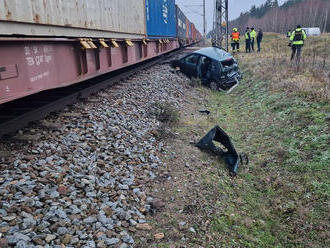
top-left (0, 0), bottom-right (181, 105)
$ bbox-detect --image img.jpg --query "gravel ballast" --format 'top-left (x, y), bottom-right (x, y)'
top-left (0, 63), bottom-right (191, 247)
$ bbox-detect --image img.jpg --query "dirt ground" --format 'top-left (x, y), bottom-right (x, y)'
top-left (133, 86), bottom-right (233, 248)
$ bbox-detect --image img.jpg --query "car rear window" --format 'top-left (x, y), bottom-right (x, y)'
top-left (221, 59), bottom-right (234, 67)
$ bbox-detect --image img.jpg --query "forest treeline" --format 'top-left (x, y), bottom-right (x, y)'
top-left (229, 0), bottom-right (330, 33)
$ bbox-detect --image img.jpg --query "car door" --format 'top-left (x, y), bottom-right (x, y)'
top-left (180, 53), bottom-right (199, 78)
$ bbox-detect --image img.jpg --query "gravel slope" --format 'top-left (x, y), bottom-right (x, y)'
top-left (0, 63), bottom-right (191, 248)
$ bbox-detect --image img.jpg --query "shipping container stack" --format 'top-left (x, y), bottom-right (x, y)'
top-left (189, 22), bottom-right (193, 42)
top-left (192, 23), bottom-right (197, 42)
top-left (145, 0), bottom-right (176, 38)
top-left (0, 0), bottom-right (202, 105)
top-left (176, 5), bottom-right (187, 46)
top-left (186, 19), bottom-right (191, 44)
top-left (0, 0), bottom-right (147, 39)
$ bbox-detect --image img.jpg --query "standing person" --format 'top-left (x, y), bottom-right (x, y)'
top-left (286, 30), bottom-right (291, 38)
top-left (250, 27), bottom-right (257, 51)
top-left (257, 29), bottom-right (263, 52)
top-left (231, 28), bottom-right (240, 54)
top-left (245, 27), bottom-right (251, 53)
top-left (290, 25), bottom-right (307, 63)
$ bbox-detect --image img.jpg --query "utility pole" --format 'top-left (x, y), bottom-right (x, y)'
top-left (203, 0), bottom-right (206, 44)
top-left (213, 0), bottom-right (229, 50)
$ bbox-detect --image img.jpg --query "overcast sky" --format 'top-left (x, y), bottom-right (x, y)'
top-left (175, 0), bottom-right (287, 33)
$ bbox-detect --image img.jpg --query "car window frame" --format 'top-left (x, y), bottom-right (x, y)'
top-left (199, 55), bottom-right (209, 65)
top-left (183, 54), bottom-right (200, 66)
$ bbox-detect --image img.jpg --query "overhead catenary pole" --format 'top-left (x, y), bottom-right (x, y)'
top-left (226, 0), bottom-right (228, 51)
top-left (203, 0), bottom-right (206, 44)
top-left (213, 0), bottom-right (228, 51)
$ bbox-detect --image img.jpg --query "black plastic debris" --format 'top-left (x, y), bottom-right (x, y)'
top-left (199, 109), bottom-right (211, 115)
top-left (196, 125), bottom-right (240, 175)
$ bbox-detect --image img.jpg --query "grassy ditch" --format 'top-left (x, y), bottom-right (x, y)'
top-left (137, 35), bottom-right (329, 248)
top-left (203, 51), bottom-right (329, 247)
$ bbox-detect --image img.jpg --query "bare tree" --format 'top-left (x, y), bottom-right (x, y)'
top-left (230, 0), bottom-right (330, 34)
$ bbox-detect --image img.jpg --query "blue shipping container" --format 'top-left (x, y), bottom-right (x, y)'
top-left (146, 0), bottom-right (176, 38)
top-left (176, 5), bottom-right (187, 39)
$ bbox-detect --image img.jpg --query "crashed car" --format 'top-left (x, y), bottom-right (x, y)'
top-left (172, 47), bottom-right (242, 91)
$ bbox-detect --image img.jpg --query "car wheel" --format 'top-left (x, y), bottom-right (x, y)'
top-left (209, 81), bottom-right (219, 91)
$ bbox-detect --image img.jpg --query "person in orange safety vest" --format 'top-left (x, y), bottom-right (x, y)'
top-left (231, 28), bottom-right (240, 54)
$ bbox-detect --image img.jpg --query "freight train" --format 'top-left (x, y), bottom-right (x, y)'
top-left (0, 0), bottom-right (202, 105)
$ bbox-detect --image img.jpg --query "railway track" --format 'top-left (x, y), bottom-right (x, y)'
top-left (0, 48), bottom-right (184, 138)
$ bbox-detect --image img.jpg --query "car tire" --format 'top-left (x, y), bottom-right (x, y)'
top-left (209, 81), bottom-right (219, 91)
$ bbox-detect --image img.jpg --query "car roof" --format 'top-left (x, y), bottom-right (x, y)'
top-left (193, 47), bottom-right (233, 61)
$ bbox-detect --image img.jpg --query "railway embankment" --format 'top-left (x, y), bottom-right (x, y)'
top-left (0, 63), bottom-right (191, 248)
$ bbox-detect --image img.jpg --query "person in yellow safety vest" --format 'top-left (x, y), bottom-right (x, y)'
top-left (245, 27), bottom-right (251, 53)
top-left (286, 30), bottom-right (291, 38)
top-left (231, 28), bottom-right (240, 54)
top-left (289, 25), bottom-right (307, 62)
top-left (250, 27), bottom-right (257, 51)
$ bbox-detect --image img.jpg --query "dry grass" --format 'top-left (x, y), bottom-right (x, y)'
top-left (237, 32), bottom-right (330, 100)
top-left (151, 102), bottom-right (180, 125)
top-left (134, 38), bottom-right (329, 247)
